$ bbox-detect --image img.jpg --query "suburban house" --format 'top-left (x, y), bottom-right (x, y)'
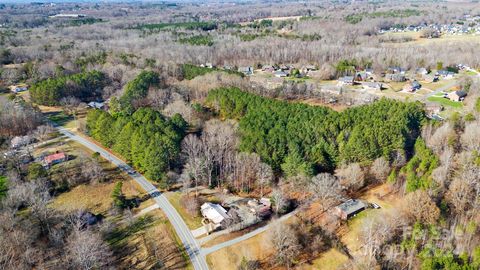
top-left (362, 82), bottom-right (383, 91)
top-left (274, 70), bottom-right (288, 78)
top-left (42, 152), bottom-right (67, 168)
top-left (205, 62), bottom-right (214, 69)
top-left (447, 90), bottom-right (467, 102)
top-left (403, 80), bottom-right (422, 92)
top-left (387, 66), bottom-right (406, 74)
top-left (337, 76), bottom-right (355, 86)
top-left (437, 70), bottom-right (455, 79)
top-left (385, 73), bottom-right (407, 82)
top-left (262, 65), bottom-right (275, 72)
top-left (301, 65), bottom-right (317, 74)
top-left (238, 66), bottom-right (254, 76)
top-left (333, 199), bottom-right (367, 220)
top-left (355, 71), bottom-right (373, 82)
top-left (200, 202), bottom-right (230, 230)
top-left (9, 84), bottom-right (29, 93)
top-left (416, 67), bottom-right (429, 76)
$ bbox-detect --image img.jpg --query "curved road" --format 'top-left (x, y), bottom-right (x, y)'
top-left (53, 125), bottom-right (209, 270)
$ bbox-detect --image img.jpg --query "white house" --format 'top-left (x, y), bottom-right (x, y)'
top-left (200, 203), bottom-right (229, 227)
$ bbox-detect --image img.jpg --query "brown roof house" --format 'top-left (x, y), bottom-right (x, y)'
top-left (42, 152), bottom-right (67, 168)
top-left (333, 199), bottom-right (367, 220)
top-left (447, 90), bottom-right (467, 102)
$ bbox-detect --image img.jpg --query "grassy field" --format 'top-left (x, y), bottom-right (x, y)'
top-left (427, 95), bottom-right (463, 108)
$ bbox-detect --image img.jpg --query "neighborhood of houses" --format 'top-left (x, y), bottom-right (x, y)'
top-left (378, 14), bottom-right (480, 36)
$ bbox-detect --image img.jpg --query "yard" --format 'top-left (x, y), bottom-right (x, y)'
top-left (427, 95), bottom-right (463, 108)
top-left (164, 191), bottom-right (204, 230)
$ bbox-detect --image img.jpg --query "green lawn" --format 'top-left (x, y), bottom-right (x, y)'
top-left (0, 176), bottom-right (8, 200)
top-left (427, 96), bottom-right (463, 108)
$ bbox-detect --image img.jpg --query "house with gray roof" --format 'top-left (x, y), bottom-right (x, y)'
top-left (333, 199), bottom-right (367, 220)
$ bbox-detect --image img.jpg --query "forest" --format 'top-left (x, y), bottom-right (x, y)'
top-left (207, 87), bottom-right (425, 175)
top-left (30, 70), bottom-right (107, 106)
top-left (86, 107), bottom-right (187, 187)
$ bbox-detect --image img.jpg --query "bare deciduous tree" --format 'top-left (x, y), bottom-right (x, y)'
top-left (403, 190), bottom-right (440, 224)
top-left (309, 173), bottom-right (343, 211)
top-left (370, 157), bottom-right (390, 183)
top-left (269, 223), bottom-right (300, 269)
top-left (66, 227), bottom-right (112, 270)
top-left (335, 163), bottom-right (365, 192)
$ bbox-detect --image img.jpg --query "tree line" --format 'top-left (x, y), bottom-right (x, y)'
top-left (30, 70), bottom-right (107, 106)
top-left (206, 87), bottom-right (425, 176)
top-left (86, 107), bottom-right (187, 187)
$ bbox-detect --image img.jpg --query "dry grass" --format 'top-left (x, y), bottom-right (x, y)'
top-left (206, 230), bottom-right (273, 270)
top-left (300, 248), bottom-right (349, 270)
top-left (51, 179), bottom-right (144, 214)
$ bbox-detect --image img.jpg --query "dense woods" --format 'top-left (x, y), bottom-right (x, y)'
top-left (30, 70), bottom-right (107, 106)
top-left (207, 87), bottom-right (425, 175)
top-left (86, 108), bottom-right (187, 187)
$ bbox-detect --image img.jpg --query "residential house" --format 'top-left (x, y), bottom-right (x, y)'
top-left (403, 80), bottom-right (422, 92)
top-left (200, 202), bottom-right (230, 229)
top-left (301, 65), bottom-right (317, 74)
top-left (333, 199), bottom-right (367, 220)
top-left (355, 71), bottom-right (373, 82)
top-left (416, 68), bottom-right (429, 76)
top-left (262, 65), bottom-right (275, 72)
top-left (437, 70), bottom-right (455, 79)
top-left (42, 152), bottom-right (67, 168)
top-left (362, 82), bottom-right (383, 91)
top-left (246, 198), bottom-right (272, 218)
top-left (337, 76), bottom-right (354, 86)
top-left (238, 66), bottom-right (254, 76)
top-left (385, 73), bottom-right (406, 82)
top-left (205, 62), bottom-right (214, 69)
top-left (387, 66), bottom-right (406, 74)
top-left (447, 90), bottom-right (467, 102)
top-left (9, 84), bottom-right (29, 93)
top-left (273, 70), bottom-right (288, 78)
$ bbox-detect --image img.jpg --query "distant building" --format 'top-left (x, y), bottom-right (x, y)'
top-left (262, 65), bottom-right (275, 72)
top-left (437, 70), bottom-right (455, 79)
top-left (337, 76), bottom-right (354, 86)
top-left (273, 70), bottom-right (288, 78)
top-left (403, 80), bottom-right (422, 92)
top-left (362, 82), bottom-right (383, 91)
top-left (385, 73), bottom-right (406, 82)
top-left (238, 66), bottom-right (254, 76)
top-left (334, 199), bottom-right (367, 220)
top-left (447, 90), bottom-right (467, 102)
top-left (49, 14), bottom-right (86, 18)
top-left (42, 152), bottom-right (67, 168)
top-left (200, 203), bottom-right (229, 229)
top-left (416, 67), bottom-right (429, 75)
top-left (10, 135), bottom-right (33, 149)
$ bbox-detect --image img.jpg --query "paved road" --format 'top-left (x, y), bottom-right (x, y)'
top-left (202, 209), bottom-right (297, 255)
top-left (53, 125), bottom-right (209, 270)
